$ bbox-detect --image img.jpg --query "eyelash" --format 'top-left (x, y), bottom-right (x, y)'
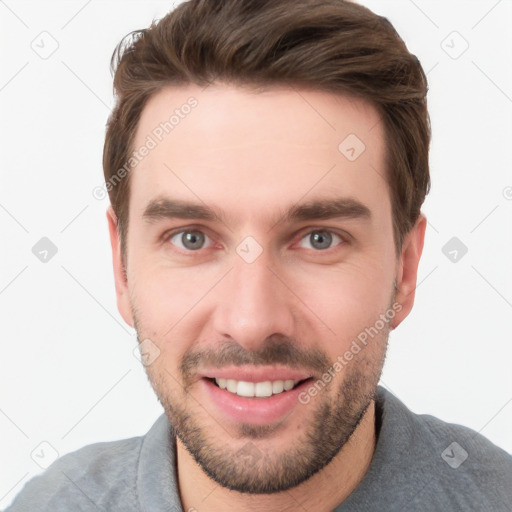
top-left (162, 226), bottom-right (350, 254)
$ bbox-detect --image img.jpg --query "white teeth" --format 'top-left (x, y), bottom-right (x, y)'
top-left (255, 381), bottom-right (273, 397)
top-left (237, 381), bottom-right (255, 397)
top-left (272, 380), bottom-right (284, 394)
top-left (213, 378), bottom-right (301, 397)
top-left (283, 380), bottom-right (295, 391)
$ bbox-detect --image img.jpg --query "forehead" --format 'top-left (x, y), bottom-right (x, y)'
top-left (128, 83), bottom-right (388, 225)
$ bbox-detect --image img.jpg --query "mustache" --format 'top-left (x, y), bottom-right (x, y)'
top-left (179, 334), bottom-right (331, 380)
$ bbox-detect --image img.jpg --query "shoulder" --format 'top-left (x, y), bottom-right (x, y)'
top-left (6, 435), bottom-right (144, 511)
top-left (377, 387), bottom-right (512, 511)
top-left (420, 410), bottom-right (512, 483)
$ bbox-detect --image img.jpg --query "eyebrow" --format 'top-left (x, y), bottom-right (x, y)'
top-left (142, 196), bottom-right (372, 226)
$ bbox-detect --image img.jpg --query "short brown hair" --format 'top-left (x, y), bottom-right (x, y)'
top-left (103, 0), bottom-right (431, 265)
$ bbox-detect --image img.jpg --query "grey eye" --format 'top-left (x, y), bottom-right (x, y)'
top-left (299, 230), bottom-right (342, 250)
top-left (170, 230), bottom-right (211, 251)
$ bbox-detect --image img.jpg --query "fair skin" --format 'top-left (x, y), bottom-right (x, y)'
top-left (107, 83), bottom-right (426, 511)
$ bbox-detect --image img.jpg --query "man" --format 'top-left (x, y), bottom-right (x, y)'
top-left (7, 0), bottom-right (512, 510)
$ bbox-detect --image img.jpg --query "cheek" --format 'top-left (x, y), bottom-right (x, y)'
top-left (289, 263), bottom-right (393, 349)
top-left (129, 275), bottom-right (188, 365)
top-left (132, 258), bottom-right (209, 326)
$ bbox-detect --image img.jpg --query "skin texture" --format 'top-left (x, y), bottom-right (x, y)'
top-left (107, 83), bottom-right (426, 511)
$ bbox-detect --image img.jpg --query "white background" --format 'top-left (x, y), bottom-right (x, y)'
top-left (1, 0), bottom-right (511, 508)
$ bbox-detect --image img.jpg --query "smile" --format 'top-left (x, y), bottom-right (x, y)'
top-left (212, 378), bottom-right (303, 397)
top-left (199, 366), bottom-right (315, 423)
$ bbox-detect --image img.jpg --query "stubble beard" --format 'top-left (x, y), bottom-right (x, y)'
top-left (134, 307), bottom-right (391, 494)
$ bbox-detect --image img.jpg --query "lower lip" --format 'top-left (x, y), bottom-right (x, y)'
top-left (201, 378), bottom-right (312, 425)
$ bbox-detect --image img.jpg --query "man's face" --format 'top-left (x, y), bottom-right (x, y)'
top-left (108, 84), bottom-right (422, 493)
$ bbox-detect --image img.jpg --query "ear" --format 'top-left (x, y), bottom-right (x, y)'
top-left (390, 213), bottom-right (427, 329)
top-left (106, 206), bottom-right (134, 328)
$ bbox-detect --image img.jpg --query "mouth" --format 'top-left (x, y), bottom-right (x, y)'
top-left (199, 369), bottom-right (316, 425)
top-left (206, 377), bottom-right (311, 398)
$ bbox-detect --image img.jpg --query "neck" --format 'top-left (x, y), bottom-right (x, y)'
top-left (176, 400), bottom-right (376, 512)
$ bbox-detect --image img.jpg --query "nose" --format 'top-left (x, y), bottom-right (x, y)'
top-left (212, 249), bottom-right (296, 352)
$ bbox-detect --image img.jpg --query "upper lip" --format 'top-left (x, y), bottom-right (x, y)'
top-left (200, 366), bottom-right (313, 383)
